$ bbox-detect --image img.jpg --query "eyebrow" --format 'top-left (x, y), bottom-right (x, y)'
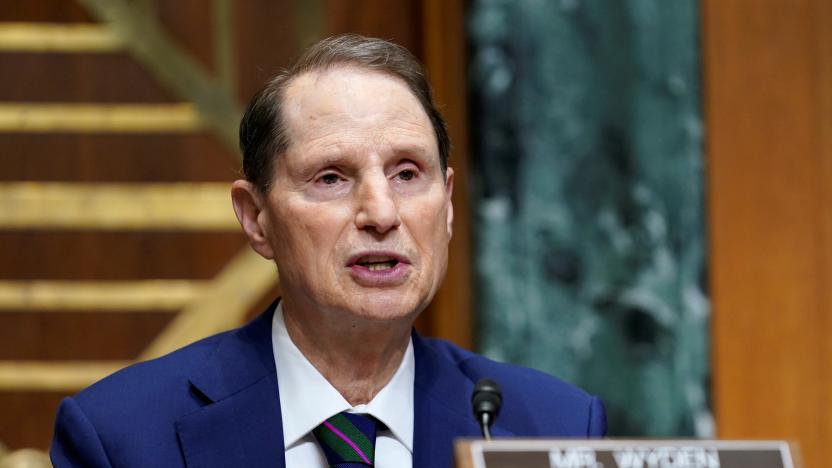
top-left (306, 153), bottom-right (353, 168)
top-left (308, 143), bottom-right (432, 163)
top-left (291, 141), bottom-right (436, 177)
top-left (392, 144), bottom-right (433, 160)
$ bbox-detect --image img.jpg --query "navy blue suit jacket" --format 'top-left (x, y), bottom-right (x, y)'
top-left (51, 303), bottom-right (606, 467)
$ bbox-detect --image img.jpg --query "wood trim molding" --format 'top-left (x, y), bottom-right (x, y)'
top-left (703, 1), bottom-right (831, 466)
top-left (421, 0), bottom-right (473, 349)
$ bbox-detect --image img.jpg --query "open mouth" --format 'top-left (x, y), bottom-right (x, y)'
top-left (355, 255), bottom-right (400, 272)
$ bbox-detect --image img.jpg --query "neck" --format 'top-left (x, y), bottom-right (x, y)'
top-left (281, 299), bottom-right (413, 406)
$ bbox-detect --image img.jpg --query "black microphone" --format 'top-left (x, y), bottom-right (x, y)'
top-left (471, 378), bottom-right (502, 440)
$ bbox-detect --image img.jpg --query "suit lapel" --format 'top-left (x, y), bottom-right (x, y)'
top-left (176, 305), bottom-right (286, 468)
top-left (412, 334), bottom-right (514, 468)
top-left (174, 308), bottom-right (512, 467)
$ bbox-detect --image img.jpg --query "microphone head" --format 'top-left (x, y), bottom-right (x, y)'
top-left (472, 378), bottom-right (502, 421)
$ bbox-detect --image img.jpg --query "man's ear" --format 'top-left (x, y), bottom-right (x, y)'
top-left (231, 180), bottom-right (275, 260)
top-left (444, 167), bottom-right (455, 239)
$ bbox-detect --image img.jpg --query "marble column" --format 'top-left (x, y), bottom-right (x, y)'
top-left (469, 0), bottom-right (709, 436)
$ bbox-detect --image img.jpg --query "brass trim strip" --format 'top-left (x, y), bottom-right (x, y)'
top-left (0, 103), bottom-right (202, 133)
top-left (293, 0), bottom-right (324, 50)
top-left (139, 249), bottom-right (277, 360)
top-left (0, 182), bottom-right (238, 230)
top-left (0, 280), bottom-right (204, 311)
top-left (213, 0), bottom-right (236, 92)
top-left (0, 22), bottom-right (123, 52)
top-left (0, 361), bottom-right (131, 391)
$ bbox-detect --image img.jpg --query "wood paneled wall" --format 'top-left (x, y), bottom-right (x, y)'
top-left (703, 1), bottom-right (832, 467)
top-left (7, 0), bottom-right (831, 462)
top-left (0, 0), bottom-right (470, 451)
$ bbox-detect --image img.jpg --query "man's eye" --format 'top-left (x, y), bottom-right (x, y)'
top-left (397, 169), bottom-right (415, 181)
top-left (319, 173), bottom-right (340, 185)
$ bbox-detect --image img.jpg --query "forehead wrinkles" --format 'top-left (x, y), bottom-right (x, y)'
top-left (281, 68), bottom-right (433, 152)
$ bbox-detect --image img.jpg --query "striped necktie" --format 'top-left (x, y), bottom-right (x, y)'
top-left (312, 412), bottom-right (380, 467)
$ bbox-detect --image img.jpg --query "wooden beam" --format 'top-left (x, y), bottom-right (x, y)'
top-left (0, 281), bottom-right (204, 311)
top-left (0, 182), bottom-right (238, 230)
top-left (0, 361), bottom-right (131, 391)
top-left (0, 103), bottom-right (201, 133)
top-left (0, 22), bottom-right (123, 52)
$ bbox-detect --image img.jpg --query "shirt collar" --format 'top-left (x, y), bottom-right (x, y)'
top-left (272, 302), bottom-right (415, 452)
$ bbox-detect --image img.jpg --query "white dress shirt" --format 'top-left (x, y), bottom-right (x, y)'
top-left (272, 303), bottom-right (414, 468)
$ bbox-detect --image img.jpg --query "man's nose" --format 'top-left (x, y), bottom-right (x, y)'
top-left (354, 172), bottom-right (401, 234)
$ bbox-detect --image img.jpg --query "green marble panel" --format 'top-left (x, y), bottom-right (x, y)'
top-left (468, 0), bottom-right (709, 436)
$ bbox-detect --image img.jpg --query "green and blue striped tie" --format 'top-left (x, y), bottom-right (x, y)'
top-left (312, 412), bottom-right (380, 467)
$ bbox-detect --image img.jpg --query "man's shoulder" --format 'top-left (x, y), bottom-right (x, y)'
top-left (50, 330), bottom-right (233, 466)
top-left (52, 309), bottom-right (279, 466)
top-left (78, 331), bottom-right (224, 400)
top-left (72, 330), bottom-right (227, 416)
top-left (418, 336), bottom-right (606, 436)
top-left (74, 306), bottom-right (275, 411)
top-left (420, 337), bottom-right (593, 400)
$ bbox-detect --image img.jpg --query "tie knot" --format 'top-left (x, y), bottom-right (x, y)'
top-left (313, 412), bottom-right (381, 467)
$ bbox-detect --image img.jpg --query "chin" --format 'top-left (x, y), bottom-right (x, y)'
top-left (345, 290), bottom-right (426, 323)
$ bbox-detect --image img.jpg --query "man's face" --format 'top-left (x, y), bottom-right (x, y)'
top-left (256, 67), bottom-right (453, 322)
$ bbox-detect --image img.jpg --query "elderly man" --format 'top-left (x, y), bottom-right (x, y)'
top-left (51, 35), bottom-right (605, 468)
